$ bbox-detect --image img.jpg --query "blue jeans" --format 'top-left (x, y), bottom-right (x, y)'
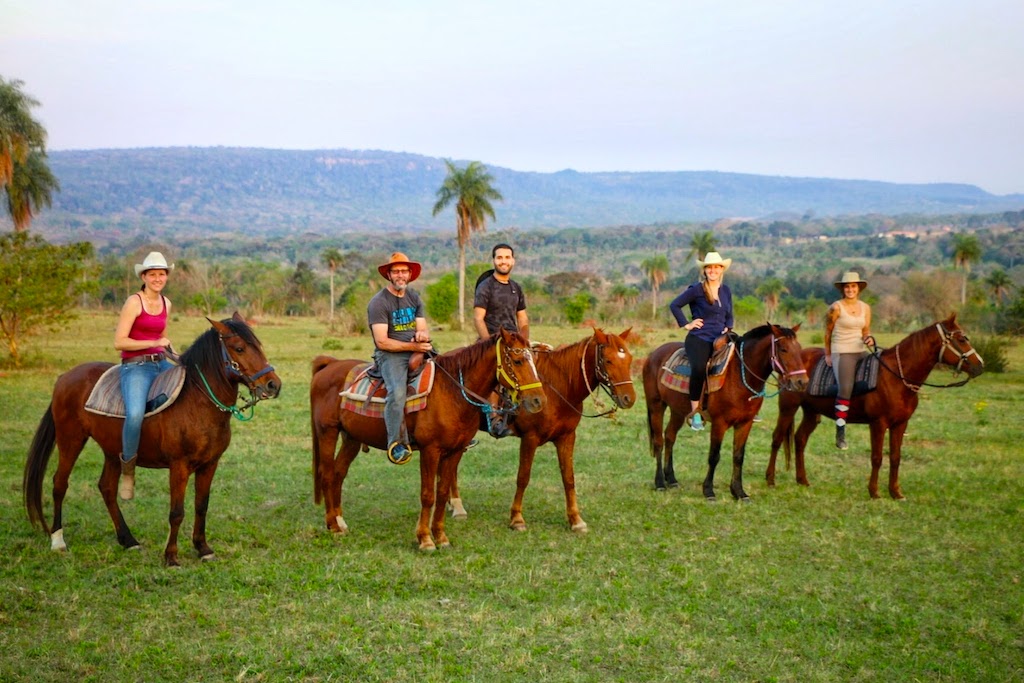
top-left (120, 358), bottom-right (174, 461)
top-left (373, 349), bottom-right (411, 447)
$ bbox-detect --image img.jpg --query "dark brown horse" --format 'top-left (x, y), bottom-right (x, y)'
top-left (643, 323), bottom-right (808, 501)
top-left (447, 328), bottom-right (637, 531)
top-left (23, 313), bottom-right (282, 566)
top-left (766, 314), bottom-right (984, 499)
top-left (310, 328), bottom-right (545, 551)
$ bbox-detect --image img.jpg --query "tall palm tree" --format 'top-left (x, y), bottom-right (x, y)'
top-left (0, 78), bottom-right (47, 190)
top-left (685, 230), bottom-right (717, 263)
top-left (984, 269), bottom-right (1014, 307)
top-left (755, 277), bottom-right (789, 321)
top-left (5, 149), bottom-right (59, 231)
top-left (321, 247), bottom-right (344, 322)
top-left (432, 160), bottom-right (503, 327)
top-left (640, 254), bottom-right (670, 320)
top-left (950, 233), bottom-right (982, 305)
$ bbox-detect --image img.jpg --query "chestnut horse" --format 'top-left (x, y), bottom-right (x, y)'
top-left (23, 313), bottom-right (282, 566)
top-left (766, 314), bottom-right (984, 499)
top-left (310, 328), bottom-right (545, 551)
top-left (643, 323), bottom-right (808, 501)
top-left (447, 328), bottom-right (637, 531)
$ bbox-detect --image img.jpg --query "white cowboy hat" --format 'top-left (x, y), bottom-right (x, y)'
top-left (697, 251), bottom-right (732, 271)
top-left (834, 271), bottom-right (868, 291)
top-left (377, 252), bottom-right (422, 283)
top-left (134, 251), bottom-right (174, 277)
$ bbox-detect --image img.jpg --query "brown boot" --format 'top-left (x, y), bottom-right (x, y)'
top-left (119, 456), bottom-right (136, 500)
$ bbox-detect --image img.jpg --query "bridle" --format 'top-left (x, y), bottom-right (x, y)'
top-left (738, 331), bottom-right (807, 400)
top-left (881, 322), bottom-right (982, 391)
top-left (195, 331), bottom-right (277, 420)
top-left (494, 335), bottom-right (542, 403)
top-left (542, 336), bottom-right (634, 418)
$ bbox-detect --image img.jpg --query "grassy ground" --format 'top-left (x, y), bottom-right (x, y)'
top-left (1, 312), bottom-right (1021, 682)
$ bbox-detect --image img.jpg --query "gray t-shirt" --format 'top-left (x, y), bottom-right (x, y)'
top-left (367, 288), bottom-right (424, 344)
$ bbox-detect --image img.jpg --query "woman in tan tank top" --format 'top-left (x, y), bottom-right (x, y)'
top-left (824, 271), bottom-right (874, 450)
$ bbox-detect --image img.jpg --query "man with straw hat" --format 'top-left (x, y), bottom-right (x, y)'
top-left (367, 252), bottom-right (434, 465)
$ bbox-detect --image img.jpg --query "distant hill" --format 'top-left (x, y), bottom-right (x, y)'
top-left (31, 147), bottom-right (1024, 239)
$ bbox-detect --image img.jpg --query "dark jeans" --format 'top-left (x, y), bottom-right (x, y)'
top-left (685, 334), bottom-right (713, 402)
top-left (374, 349), bottom-right (411, 446)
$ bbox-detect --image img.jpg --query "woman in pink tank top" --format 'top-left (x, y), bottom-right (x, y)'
top-left (824, 271), bottom-right (875, 450)
top-left (113, 251), bottom-right (176, 501)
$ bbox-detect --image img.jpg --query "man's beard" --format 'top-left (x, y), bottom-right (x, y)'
top-left (495, 265), bottom-right (512, 275)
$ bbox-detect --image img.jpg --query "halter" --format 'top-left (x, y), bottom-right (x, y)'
top-left (885, 322), bottom-right (982, 391)
top-left (738, 332), bottom-right (807, 400)
top-left (495, 335), bottom-right (542, 403)
top-left (540, 336), bottom-right (633, 419)
top-left (195, 331), bottom-right (277, 420)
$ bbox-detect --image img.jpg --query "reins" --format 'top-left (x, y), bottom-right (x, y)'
top-left (871, 322), bottom-right (980, 391)
top-left (540, 337), bottom-right (627, 418)
top-left (737, 331), bottom-right (806, 400)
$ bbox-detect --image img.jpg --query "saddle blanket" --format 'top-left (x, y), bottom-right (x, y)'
top-left (659, 342), bottom-right (735, 396)
top-left (84, 364), bottom-right (186, 418)
top-left (338, 361), bottom-right (435, 419)
top-left (808, 354), bottom-right (879, 398)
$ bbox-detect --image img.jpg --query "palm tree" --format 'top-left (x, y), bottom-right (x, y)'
top-left (640, 254), bottom-right (670, 320)
top-left (0, 77), bottom-right (47, 189)
top-left (984, 269), bottom-right (1014, 307)
top-left (5, 149), bottom-right (59, 231)
top-left (755, 277), bottom-right (789, 321)
top-left (685, 230), bottom-right (717, 263)
top-left (432, 160), bottom-right (503, 327)
top-left (950, 233), bottom-right (982, 305)
top-left (321, 247), bottom-right (344, 322)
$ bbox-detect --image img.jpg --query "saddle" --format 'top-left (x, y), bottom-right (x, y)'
top-left (659, 336), bottom-right (736, 396)
top-left (807, 354), bottom-right (879, 398)
top-left (338, 360), bottom-right (436, 418)
top-left (84, 364), bottom-right (187, 418)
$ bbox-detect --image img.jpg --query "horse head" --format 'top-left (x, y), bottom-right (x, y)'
top-left (769, 322), bottom-right (809, 393)
top-left (497, 327), bottom-right (546, 414)
top-left (937, 313), bottom-right (985, 379)
top-left (208, 312), bottom-right (282, 401)
top-left (593, 327), bottom-right (636, 409)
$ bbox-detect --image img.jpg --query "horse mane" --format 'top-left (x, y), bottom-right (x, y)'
top-left (179, 317), bottom-right (260, 379)
top-left (433, 334), bottom-right (497, 373)
top-left (539, 335), bottom-right (589, 377)
top-left (740, 323), bottom-right (797, 342)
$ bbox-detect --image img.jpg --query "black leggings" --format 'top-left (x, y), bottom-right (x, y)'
top-left (685, 334), bottom-right (713, 402)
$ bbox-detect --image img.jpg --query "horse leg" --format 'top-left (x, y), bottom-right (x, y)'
top-left (648, 400), bottom-right (668, 490)
top-left (867, 422), bottom-right (888, 499)
top-left (508, 438), bottom-right (540, 531)
top-left (96, 452), bottom-right (141, 550)
top-left (555, 433), bottom-right (587, 532)
top-left (729, 422), bottom-right (755, 502)
top-left (767, 410), bottom-right (794, 487)
top-left (663, 409), bottom-right (685, 489)
top-left (793, 410), bottom-right (819, 487)
top-left (887, 422), bottom-right (908, 500)
top-left (447, 470), bottom-right (468, 519)
top-left (48, 432), bottom-right (90, 552)
top-left (702, 433), bottom-right (724, 501)
top-left (417, 447), bottom-right (440, 551)
top-left (164, 462), bottom-right (191, 567)
top-left (328, 440), bottom-right (360, 534)
top-left (191, 458), bottom-right (221, 560)
top-left (431, 450), bottom-right (462, 549)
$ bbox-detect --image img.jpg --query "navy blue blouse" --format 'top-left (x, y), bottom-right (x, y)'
top-left (669, 283), bottom-right (734, 343)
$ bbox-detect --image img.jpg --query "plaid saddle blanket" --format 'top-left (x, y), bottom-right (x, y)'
top-left (658, 342), bottom-right (735, 396)
top-left (338, 361), bottom-right (436, 419)
top-left (84, 364), bottom-right (186, 418)
top-left (808, 354), bottom-right (879, 398)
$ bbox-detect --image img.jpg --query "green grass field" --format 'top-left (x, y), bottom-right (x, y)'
top-left (1, 312), bottom-right (1021, 682)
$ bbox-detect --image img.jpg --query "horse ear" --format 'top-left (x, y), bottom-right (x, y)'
top-left (619, 327), bottom-right (633, 342)
top-left (208, 317), bottom-right (231, 337)
top-left (593, 327), bottom-right (607, 343)
top-left (792, 322), bottom-right (802, 333)
top-left (231, 311), bottom-right (246, 324)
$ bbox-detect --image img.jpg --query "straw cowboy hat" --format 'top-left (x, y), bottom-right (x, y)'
top-left (377, 252), bottom-right (422, 283)
top-left (697, 251), bottom-right (732, 271)
top-left (134, 251), bottom-right (174, 277)
top-left (834, 271), bottom-right (868, 292)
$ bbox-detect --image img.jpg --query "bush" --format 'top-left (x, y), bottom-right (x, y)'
top-left (970, 336), bottom-right (1012, 373)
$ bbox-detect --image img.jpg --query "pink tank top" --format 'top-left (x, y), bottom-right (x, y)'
top-left (121, 294), bottom-right (167, 359)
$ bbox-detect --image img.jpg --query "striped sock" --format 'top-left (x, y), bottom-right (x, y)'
top-left (835, 399), bottom-right (850, 427)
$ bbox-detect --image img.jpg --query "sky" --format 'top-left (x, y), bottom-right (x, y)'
top-left (3, 0), bottom-right (1023, 195)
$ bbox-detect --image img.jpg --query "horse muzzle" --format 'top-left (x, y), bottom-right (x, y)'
top-left (520, 393), bottom-right (545, 414)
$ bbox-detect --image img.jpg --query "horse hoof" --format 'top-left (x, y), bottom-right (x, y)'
top-left (126, 544), bottom-right (142, 552)
top-left (667, 481), bottom-right (680, 489)
top-left (571, 522), bottom-right (589, 534)
top-left (739, 496), bottom-right (753, 504)
top-left (200, 553), bottom-right (217, 562)
top-left (655, 484), bottom-right (666, 492)
top-left (509, 522), bottom-right (527, 532)
top-left (704, 496), bottom-right (717, 503)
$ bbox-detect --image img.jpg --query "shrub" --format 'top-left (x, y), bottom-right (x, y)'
top-left (969, 336), bottom-right (1012, 373)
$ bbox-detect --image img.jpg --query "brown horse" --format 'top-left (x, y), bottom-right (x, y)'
top-left (643, 323), bottom-right (808, 501)
top-left (310, 328), bottom-right (545, 551)
top-left (447, 328), bottom-right (637, 531)
top-left (766, 314), bottom-right (984, 499)
top-left (22, 313), bottom-right (282, 566)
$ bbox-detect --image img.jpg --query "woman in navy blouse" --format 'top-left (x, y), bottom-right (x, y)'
top-left (669, 251), bottom-right (734, 430)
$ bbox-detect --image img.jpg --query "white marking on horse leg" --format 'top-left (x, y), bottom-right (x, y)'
top-left (335, 515), bottom-right (348, 533)
top-left (50, 528), bottom-right (67, 552)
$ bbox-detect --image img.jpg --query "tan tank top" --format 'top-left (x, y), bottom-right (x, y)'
top-left (832, 301), bottom-right (867, 354)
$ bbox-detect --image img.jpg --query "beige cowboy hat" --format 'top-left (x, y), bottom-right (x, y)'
top-left (697, 251), bottom-right (732, 271)
top-left (377, 252), bottom-right (422, 282)
top-left (834, 271), bottom-right (868, 291)
top-left (134, 251), bottom-right (174, 277)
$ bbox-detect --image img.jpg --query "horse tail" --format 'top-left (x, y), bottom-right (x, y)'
top-left (23, 403), bottom-right (56, 533)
